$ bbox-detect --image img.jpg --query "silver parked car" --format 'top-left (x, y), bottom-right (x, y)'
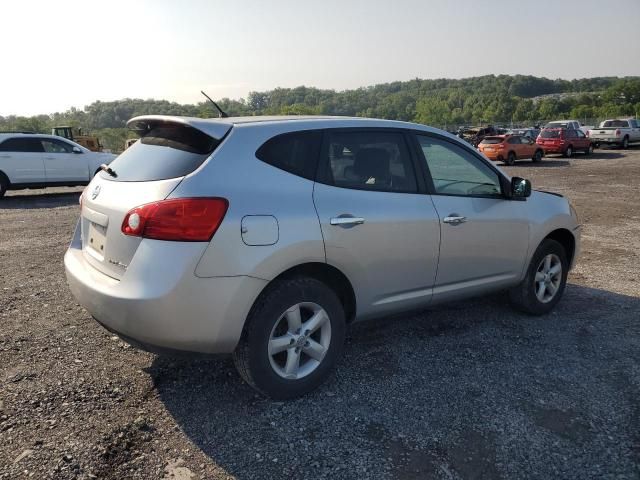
top-left (65, 115), bottom-right (581, 398)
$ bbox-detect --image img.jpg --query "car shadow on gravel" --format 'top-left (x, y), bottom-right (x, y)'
top-left (508, 160), bottom-right (570, 168)
top-left (147, 283), bottom-right (640, 479)
top-left (0, 192), bottom-right (81, 209)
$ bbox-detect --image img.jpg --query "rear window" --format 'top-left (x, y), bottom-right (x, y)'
top-left (480, 137), bottom-right (503, 144)
top-left (540, 130), bottom-right (561, 139)
top-left (601, 120), bottom-right (629, 128)
top-left (545, 122), bottom-right (569, 129)
top-left (101, 124), bottom-right (220, 182)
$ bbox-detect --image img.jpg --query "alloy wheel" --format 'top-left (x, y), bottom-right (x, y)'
top-left (534, 254), bottom-right (562, 303)
top-left (268, 302), bottom-right (332, 380)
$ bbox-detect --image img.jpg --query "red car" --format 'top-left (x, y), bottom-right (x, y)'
top-left (536, 128), bottom-right (594, 157)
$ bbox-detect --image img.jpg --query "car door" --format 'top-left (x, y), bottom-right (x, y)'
top-left (574, 129), bottom-right (589, 150)
top-left (520, 135), bottom-right (536, 157)
top-left (40, 138), bottom-right (88, 182)
top-left (0, 137), bottom-right (46, 183)
top-left (508, 136), bottom-right (525, 158)
top-left (313, 129), bottom-right (441, 319)
top-left (413, 133), bottom-right (530, 303)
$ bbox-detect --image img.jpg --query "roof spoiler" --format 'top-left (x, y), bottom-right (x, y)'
top-left (127, 115), bottom-right (232, 140)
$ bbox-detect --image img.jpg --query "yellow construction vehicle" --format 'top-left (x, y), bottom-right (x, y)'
top-left (52, 126), bottom-right (103, 152)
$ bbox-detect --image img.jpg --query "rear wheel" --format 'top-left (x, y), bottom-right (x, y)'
top-left (532, 149), bottom-right (543, 163)
top-left (233, 276), bottom-right (346, 399)
top-left (622, 136), bottom-right (629, 149)
top-left (509, 239), bottom-right (568, 315)
top-left (584, 143), bottom-right (594, 155)
top-left (563, 145), bottom-right (573, 158)
top-left (0, 174), bottom-right (8, 198)
top-left (505, 151), bottom-right (516, 166)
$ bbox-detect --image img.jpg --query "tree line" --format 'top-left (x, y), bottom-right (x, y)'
top-left (1, 75), bottom-right (639, 151)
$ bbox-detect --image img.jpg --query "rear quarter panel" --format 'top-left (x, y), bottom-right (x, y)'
top-left (172, 124), bottom-right (326, 280)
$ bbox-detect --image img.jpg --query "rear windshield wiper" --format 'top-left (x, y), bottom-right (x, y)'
top-left (100, 163), bottom-right (117, 178)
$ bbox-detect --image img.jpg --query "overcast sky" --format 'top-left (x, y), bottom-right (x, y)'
top-left (2, 0), bottom-right (639, 116)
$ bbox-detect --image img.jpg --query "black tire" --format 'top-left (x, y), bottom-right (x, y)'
top-left (505, 151), bottom-right (516, 166)
top-left (622, 136), bottom-right (629, 149)
top-left (532, 149), bottom-right (543, 163)
top-left (563, 145), bottom-right (573, 158)
top-left (0, 174), bottom-right (8, 198)
top-left (233, 276), bottom-right (346, 399)
top-left (584, 143), bottom-right (594, 155)
top-left (509, 238), bottom-right (569, 315)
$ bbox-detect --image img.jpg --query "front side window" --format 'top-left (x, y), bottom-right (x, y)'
top-left (416, 135), bottom-right (502, 197)
top-left (256, 130), bottom-right (322, 180)
top-left (41, 138), bottom-right (74, 153)
top-left (0, 137), bottom-right (45, 153)
top-left (576, 130), bottom-right (586, 138)
top-left (320, 131), bottom-right (418, 193)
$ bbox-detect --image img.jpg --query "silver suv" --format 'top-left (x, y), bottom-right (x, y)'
top-left (65, 115), bottom-right (581, 398)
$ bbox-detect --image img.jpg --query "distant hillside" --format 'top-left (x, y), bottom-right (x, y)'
top-left (1, 75), bottom-right (639, 151)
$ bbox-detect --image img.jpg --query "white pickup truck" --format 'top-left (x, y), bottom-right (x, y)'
top-left (0, 133), bottom-right (116, 197)
top-left (588, 118), bottom-right (640, 149)
top-left (543, 120), bottom-right (593, 135)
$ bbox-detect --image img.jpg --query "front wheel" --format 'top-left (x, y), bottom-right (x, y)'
top-left (233, 276), bottom-right (346, 399)
top-left (584, 144), bottom-right (594, 155)
top-left (532, 150), bottom-right (543, 163)
top-left (509, 239), bottom-right (569, 315)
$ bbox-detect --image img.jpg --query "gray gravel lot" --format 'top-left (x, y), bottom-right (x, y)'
top-left (1, 148), bottom-right (639, 479)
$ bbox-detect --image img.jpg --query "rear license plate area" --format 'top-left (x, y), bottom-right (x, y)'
top-left (87, 222), bottom-right (107, 256)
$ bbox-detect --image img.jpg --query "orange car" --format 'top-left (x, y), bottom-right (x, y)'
top-left (478, 134), bottom-right (544, 165)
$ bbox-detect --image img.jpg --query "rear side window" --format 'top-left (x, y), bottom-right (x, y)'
top-left (319, 131), bottom-right (418, 193)
top-left (256, 130), bottom-right (322, 180)
top-left (0, 137), bottom-right (45, 152)
top-left (101, 124), bottom-right (220, 182)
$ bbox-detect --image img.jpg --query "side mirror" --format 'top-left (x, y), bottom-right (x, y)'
top-left (511, 177), bottom-right (531, 198)
top-left (72, 146), bottom-right (82, 154)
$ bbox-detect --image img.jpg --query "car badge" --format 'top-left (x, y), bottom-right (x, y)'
top-left (91, 184), bottom-right (101, 200)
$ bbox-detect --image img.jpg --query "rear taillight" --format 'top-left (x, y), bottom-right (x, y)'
top-left (615, 129), bottom-right (621, 136)
top-left (586, 130), bottom-right (590, 137)
top-left (121, 198), bottom-right (228, 242)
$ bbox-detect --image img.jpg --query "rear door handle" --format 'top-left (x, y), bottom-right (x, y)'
top-left (330, 216), bottom-right (365, 227)
top-left (443, 215), bottom-right (467, 225)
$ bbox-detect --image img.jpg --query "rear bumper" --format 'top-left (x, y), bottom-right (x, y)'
top-left (591, 138), bottom-right (621, 145)
top-left (64, 225), bottom-right (267, 354)
top-left (480, 150), bottom-right (503, 161)
top-left (539, 145), bottom-right (564, 154)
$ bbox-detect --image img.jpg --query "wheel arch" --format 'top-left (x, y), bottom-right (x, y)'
top-left (0, 170), bottom-right (11, 185)
top-left (544, 228), bottom-right (576, 266)
top-left (259, 262), bottom-right (357, 323)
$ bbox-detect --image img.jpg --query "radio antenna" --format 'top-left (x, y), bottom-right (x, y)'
top-left (201, 90), bottom-right (228, 118)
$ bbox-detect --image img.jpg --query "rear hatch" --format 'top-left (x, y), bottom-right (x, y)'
top-left (537, 129), bottom-right (563, 146)
top-left (80, 116), bottom-right (231, 280)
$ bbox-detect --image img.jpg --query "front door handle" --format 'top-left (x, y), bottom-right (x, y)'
top-left (330, 216), bottom-right (365, 227)
top-left (443, 215), bottom-right (467, 225)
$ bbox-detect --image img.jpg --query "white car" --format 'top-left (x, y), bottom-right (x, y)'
top-left (0, 133), bottom-right (116, 197)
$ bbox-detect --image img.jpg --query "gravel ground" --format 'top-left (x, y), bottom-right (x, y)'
top-left (1, 148), bottom-right (639, 479)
